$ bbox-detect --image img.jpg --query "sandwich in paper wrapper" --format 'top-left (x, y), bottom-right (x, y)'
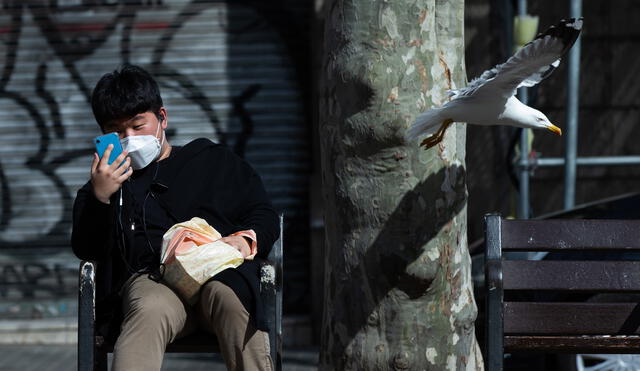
top-left (160, 217), bottom-right (244, 305)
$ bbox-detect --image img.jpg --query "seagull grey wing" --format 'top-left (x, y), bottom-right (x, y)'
top-left (448, 68), bottom-right (498, 99)
top-left (470, 17), bottom-right (583, 99)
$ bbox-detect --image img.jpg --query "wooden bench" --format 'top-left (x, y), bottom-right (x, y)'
top-left (484, 214), bottom-right (640, 371)
top-left (78, 216), bottom-right (283, 371)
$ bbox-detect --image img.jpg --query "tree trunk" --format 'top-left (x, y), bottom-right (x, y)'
top-left (318, 0), bottom-right (484, 370)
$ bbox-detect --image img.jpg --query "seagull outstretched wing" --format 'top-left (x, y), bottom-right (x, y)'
top-left (453, 17), bottom-right (583, 100)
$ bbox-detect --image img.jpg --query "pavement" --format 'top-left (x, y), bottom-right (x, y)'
top-left (0, 312), bottom-right (318, 370)
top-left (0, 344), bottom-right (319, 371)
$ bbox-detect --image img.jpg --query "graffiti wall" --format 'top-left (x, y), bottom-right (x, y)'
top-left (0, 0), bottom-right (311, 318)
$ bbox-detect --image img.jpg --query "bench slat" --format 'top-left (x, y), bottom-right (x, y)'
top-left (505, 335), bottom-right (640, 353)
top-left (503, 260), bottom-right (640, 291)
top-left (504, 302), bottom-right (640, 335)
top-left (501, 219), bottom-right (640, 251)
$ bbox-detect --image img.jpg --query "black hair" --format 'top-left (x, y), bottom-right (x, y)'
top-left (91, 64), bottom-right (163, 130)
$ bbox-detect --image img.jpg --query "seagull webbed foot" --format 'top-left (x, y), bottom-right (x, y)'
top-left (419, 119), bottom-right (454, 150)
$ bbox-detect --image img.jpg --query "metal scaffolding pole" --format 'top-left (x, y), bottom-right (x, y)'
top-left (563, 0), bottom-right (583, 209)
top-left (516, 0), bottom-right (530, 219)
top-left (536, 156), bottom-right (640, 168)
top-left (517, 91), bottom-right (530, 219)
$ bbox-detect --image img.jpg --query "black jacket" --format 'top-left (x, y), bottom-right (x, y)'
top-left (72, 138), bottom-right (279, 339)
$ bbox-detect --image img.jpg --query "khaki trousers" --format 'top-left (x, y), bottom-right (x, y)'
top-left (111, 274), bottom-right (272, 371)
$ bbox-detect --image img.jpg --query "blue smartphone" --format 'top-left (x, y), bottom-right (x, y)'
top-left (94, 133), bottom-right (123, 165)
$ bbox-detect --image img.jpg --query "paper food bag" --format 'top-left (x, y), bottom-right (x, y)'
top-left (160, 217), bottom-right (244, 304)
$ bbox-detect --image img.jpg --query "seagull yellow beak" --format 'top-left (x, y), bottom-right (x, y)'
top-left (547, 124), bottom-right (562, 135)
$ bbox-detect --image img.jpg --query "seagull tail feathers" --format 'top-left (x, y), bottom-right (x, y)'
top-left (405, 107), bottom-right (445, 142)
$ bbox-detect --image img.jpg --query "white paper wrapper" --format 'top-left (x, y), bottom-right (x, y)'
top-left (160, 217), bottom-right (244, 305)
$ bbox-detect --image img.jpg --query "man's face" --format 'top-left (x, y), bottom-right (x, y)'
top-left (103, 109), bottom-right (166, 139)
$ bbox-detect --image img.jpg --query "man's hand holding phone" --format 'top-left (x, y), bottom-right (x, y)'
top-left (91, 144), bottom-right (132, 204)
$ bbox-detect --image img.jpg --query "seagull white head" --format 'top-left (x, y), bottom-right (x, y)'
top-left (519, 106), bottom-right (562, 135)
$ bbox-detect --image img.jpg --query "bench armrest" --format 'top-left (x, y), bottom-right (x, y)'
top-left (261, 214), bottom-right (283, 370)
top-left (78, 261), bottom-right (97, 371)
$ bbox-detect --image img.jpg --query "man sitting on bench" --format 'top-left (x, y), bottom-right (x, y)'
top-left (72, 64), bottom-right (279, 371)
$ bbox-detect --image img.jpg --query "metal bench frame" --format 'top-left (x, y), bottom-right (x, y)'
top-left (78, 216), bottom-right (283, 371)
top-left (484, 214), bottom-right (640, 371)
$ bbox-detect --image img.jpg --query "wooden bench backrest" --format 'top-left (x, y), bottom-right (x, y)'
top-left (484, 215), bottom-right (640, 370)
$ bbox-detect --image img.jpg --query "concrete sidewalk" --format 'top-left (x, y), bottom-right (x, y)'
top-left (0, 344), bottom-right (318, 371)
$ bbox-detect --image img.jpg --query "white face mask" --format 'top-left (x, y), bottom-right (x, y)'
top-left (120, 118), bottom-right (164, 170)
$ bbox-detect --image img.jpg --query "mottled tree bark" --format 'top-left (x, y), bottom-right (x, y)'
top-left (318, 0), bottom-right (483, 370)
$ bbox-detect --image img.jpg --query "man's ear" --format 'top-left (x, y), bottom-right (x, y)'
top-left (159, 107), bottom-right (168, 129)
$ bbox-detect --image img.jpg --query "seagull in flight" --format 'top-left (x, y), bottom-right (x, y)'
top-left (406, 17), bottom-right (583, 149)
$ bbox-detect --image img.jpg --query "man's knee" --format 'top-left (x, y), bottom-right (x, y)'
top-left (201, 280), bottom-right (232, 299)
top-left (123, 281), bottom-right (186, 327)
top-left (199, 280), bottom-right (246, 320)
